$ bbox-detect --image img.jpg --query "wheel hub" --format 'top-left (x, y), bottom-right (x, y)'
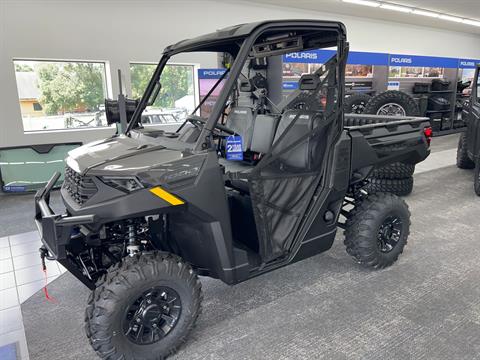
top-left (377, 216), bottom-right (403, 253)
top-left (123, 287), bottom-right (182, 345)
top-left (376, 103), bottom-right (406, 116)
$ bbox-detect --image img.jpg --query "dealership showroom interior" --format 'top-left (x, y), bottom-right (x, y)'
top-left (1, 0), bottom-right (480, 359)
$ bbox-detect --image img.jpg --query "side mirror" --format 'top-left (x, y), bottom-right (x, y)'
top-left (105, 98), bottom-right (140, 125)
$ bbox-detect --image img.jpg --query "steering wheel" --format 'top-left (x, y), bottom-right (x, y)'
top-left (186, 115), bottom-right (235, 136)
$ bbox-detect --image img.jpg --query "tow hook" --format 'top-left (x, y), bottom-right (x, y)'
top-left (39, 246), bottom-right (55, 270)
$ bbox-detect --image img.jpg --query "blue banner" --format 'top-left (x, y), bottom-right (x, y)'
top-left (282, 81), bottom-right (299, 90)
top-left (347, 51), bottom-right (389, 66)
top-left (283, 50), bottom-right (335, 64)
top-left (198, 68), bottom-right (227, 79)
top-left (458, 59), bottom-right (480, 69)
top-left (389, 54), bottom-right (458, 68)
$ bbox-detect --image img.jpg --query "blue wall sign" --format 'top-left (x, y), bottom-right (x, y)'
top-left (389, 54), bottom-right (458, 68)
top-left (458, 59), bottom-right (479, 69)
top-left (198, 68), bottom-right (227, 79)
top-left (282, 81), bottom-right (299, 90)
top-left (283, 49), bottom-right (389, 66)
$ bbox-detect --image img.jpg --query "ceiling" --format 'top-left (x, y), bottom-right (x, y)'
top-left (241, 0), bottom-right (480, 35)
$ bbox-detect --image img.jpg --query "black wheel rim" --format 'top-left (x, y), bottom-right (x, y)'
top-left (123, 286), bottom-right (182, 345)
top-left (377, 216), bottom-right (403, 253)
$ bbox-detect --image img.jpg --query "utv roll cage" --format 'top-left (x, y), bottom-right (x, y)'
top-left (126, 20), bottom-right (348, 151)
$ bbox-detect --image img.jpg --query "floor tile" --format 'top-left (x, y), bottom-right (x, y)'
top-left (0, 237), bottom-right (9, 249)
top-left (17, 276), bottom-right (59, 304)
top-left (0, 272), bottom-right (16, 291)
top-left (10, 241), bottom-right (40, 258)
top-left (0, 306), bottom-right (23, 335)
top-left (0, 248), bottom-right (11, 261)
top-left (14, 262), bottom-right (59, 286)
top-left (8, 232), bottom-right (39, 246)
top-left (0, 329), bottom-right (28, 360)
top-left (12, 252), bottom-right (42, 271)
top-left (0, 259), bottom-right (13, 275)
top-left (0, 288), bottom-right (19, 311)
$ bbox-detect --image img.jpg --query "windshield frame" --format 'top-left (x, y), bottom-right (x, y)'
top-left (126, 21), bottom-right (347, 152)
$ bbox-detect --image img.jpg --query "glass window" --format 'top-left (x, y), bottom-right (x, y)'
top-left (13, 60), bottom-right (109, 131)
top-left (130, 63), bottom-right (195, 124)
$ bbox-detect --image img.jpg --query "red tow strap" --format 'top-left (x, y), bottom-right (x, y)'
top-left (40, 252), bottom-right (57, 303)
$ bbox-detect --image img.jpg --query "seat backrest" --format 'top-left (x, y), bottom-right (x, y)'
top-left (272, 110), bottom-right (326, 170)
top-left (225, 106), bottom-right (255, 150)
top-left (250, 114), bottom-right (279, 154)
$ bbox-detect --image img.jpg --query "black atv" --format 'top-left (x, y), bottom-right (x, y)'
top-left (35, 20), bottom-right (431, 359)
top-left (456, 64), bottom-right (480, 195)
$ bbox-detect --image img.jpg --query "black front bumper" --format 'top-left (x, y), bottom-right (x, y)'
top-left (35, 172), bottom-right (97, 259)
top-left (35, 172), bottom-right (98, 289)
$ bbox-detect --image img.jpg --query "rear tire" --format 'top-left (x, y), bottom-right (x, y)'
top-left (456, 133), bottom-right (475, 169)
top-left (474, 160), bottom-right (480, 196)
top-left (344, 192), bottom-right (410, 269)
top-left (85, 252), bottom-right (202, 360)
top-left (365, 177), bottom-right (414, 196)
top-left (364, 90), bottom-right (419, 117)
top-left (372, 162), bottom-right (415, 179)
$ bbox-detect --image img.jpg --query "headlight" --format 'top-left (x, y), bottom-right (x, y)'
top-left (100, 176), bottom-right (144, 193)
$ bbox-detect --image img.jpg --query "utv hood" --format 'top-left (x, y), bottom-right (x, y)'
top-left (66, 135), bottom-right (183, 175)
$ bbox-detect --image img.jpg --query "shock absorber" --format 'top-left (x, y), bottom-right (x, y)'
top-left (126, 223), bottom-right (140, 256)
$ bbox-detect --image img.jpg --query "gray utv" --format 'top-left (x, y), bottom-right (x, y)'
top-left (35, 20), bottom-right (431, 359)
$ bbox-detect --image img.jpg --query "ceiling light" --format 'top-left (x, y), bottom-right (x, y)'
top-left (412, 9), bottom-right (439, 18)
top-left (380, 3), bottom-right (412, 13)
top-left (439, 14), bottom-right (464, 23)
top-left (341, 0), bottom-right (380, 8)
top-left (463, 19), bottom-right (480, 27)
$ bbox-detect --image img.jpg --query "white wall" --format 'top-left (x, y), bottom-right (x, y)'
top-left (1, 0), bottom-right (479, 148)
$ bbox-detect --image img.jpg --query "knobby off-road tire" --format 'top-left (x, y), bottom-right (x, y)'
top-left (474, 160), bottom-right (480, 196)
top-left (372, 162), bottom-right (415, 179)
top-left (344, 93), bottom-right (371, 114)
top-left (85, 252), bottom-right (202, 360)
top-left (365, 177), bottom-right (414, 196)
top-left (344, 192), bottom-right (411, 269)
top-left (456, 133), bottom-right (475, 169)
top-left (364, 90), bottom-right (420, 117)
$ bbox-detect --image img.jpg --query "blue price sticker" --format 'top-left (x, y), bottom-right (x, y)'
top-left (226, 135), bottom-right (243, 161)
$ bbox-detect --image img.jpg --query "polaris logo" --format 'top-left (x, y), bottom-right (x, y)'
top-left (460, 61), bottom-right (475, 67)
top-left (391, 57), bottom-right (412, 64)
top-left (202, 70), bottom-right (225, 76)
top-left (285, 52), bottom-right (318, 60)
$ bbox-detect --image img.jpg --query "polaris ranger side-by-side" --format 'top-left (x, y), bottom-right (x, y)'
top-left (35, 20), bottom-right (431, 359)
top-left (456, 64), bottom-right (480, 195)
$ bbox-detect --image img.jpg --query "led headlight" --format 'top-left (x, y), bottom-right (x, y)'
top-left (100, 176), bottom-right (144, 193)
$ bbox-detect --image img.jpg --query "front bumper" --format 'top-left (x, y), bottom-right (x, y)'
top-left (35, 172), bottom-right (97, 260)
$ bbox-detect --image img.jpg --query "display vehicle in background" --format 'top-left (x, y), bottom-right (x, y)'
top-left (34, 20), bottom-right (431, 359)
top-left (456, 65), bottom-right (480, 195)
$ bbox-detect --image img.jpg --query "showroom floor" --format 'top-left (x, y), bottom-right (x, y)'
top-left (2, 133), bottom-right (479, 360)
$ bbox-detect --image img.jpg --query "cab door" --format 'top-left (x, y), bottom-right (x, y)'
top-left (465, 65), bottom-right (480, 159)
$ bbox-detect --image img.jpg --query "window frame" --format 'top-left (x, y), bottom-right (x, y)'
top-left (13, 58), bottom-right (112, 133)
top-left (129, 61), bottom-right (200, 115)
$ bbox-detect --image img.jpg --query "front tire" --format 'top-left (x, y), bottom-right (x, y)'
top-left (474, 160), bottom-right (480, 196)
top-left (456, 133), bottom-right (475, 169)
top-left (344, 193), bottom-right (410, 269)
top-left (85, 252), bottom-right (202, 360)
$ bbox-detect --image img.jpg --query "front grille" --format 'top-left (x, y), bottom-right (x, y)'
top-left (63, 166), bottom-right (98, 205)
